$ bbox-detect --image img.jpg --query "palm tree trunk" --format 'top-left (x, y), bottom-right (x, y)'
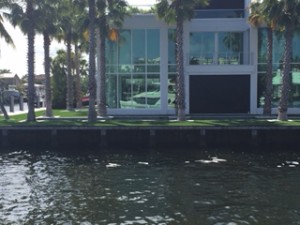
top-left (26, 0), bottom-right (36, 122)
top-left (66, 33), bottom-right (74, 111)
top-left (263, 27), bottom-right (273, 116)
top-left (176, 15), bottom-right (186, 121)
top-left (88, 0), bottom-right (97, 122)
top-left (96, 28), bottom-right (101, 107)
top-left (74, 43), bottom-right (82, 109)
top-left (43, 31), bottom-right (53, 117)
top-left (0, 94), bottom-right (9, 120)
top-left (277, 24), bottom-right (292, 121)
top-left (97, 16), bottom-right (107, 117)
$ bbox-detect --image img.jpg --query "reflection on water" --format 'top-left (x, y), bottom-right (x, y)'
top-left (0, 149), bottom-right (300, 225)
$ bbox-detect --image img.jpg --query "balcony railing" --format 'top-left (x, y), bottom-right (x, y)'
top-left (194, 9), bottom-right (245, 19)
top-left (189, 52), bottom-right (252, 65)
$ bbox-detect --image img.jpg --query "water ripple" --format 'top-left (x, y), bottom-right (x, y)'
top-left (0, 150), bottom-right (300, 225)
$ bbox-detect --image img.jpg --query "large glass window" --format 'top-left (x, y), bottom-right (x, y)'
top-left (257, 28), bottom-right (300, 108)
top-left (146, 74), bottom-right (161, 108)
top-left (218, 32), bottom-right (243, 64)
top-left (131, 74), bottom-right (146, 108)
top-left (190, 32), bottom-right (215, 65)
top-left (132, 30), bottom-right (145, 65)
top-left (189, 32), bottom-right (245, 65)
top-left (106, 29), bottom-right (160, 109)
top-left (119, 74), bottom-right (132, 108)
top-left (147, 29), bottom-right (160, 64)
top-left (118, 30), bottom-right (131, 65)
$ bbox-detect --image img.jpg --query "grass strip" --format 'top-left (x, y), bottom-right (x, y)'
top-left (1, 109), bottom-right (300, 127)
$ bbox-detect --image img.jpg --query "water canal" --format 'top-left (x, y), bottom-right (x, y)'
top-left (0, 148), bottom-right (300, 225)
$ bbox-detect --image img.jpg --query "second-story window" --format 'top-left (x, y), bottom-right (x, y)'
top-left (189, 31), bottom-right (245, 65)
top-left (190, 32), bottom-right (215, 65)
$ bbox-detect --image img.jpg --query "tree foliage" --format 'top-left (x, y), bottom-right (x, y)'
top-left (51, 50), bottom-right (67, 109)
top-left (51, 49), bottom-right (88, 109)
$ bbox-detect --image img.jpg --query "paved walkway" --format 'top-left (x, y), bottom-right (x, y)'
top-left (2, 103), bottom-right (28, 116)
top-left (2, 103), bottom-right (45, 116)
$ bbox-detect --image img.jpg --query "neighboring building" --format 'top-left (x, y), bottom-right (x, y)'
top-left (0, 73), bottom-right (21, 90)
top-left (21, 74), bottom-right (46, 104)
top-left (103, 0), bottom-right (300, 116)
top-left (23, 83), bottom-right (45, 107)
top-left (35, 74), bottom-right (46, 85)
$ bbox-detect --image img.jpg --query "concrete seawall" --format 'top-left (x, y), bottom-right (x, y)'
top-left (1, 126), bottom-right (300, 150)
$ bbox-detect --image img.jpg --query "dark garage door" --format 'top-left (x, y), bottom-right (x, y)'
top-left (189, 75), bottom-right (250, 113)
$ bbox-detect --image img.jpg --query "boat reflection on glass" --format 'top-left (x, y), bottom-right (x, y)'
top-left (120, 91), bottom-right (175, 108)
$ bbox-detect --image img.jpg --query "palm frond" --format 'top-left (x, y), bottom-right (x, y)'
top-left (0, 14), bottom-right (15, 47)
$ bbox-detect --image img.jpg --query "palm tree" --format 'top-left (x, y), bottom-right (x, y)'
top-left (95, 0), bottom-right (128, 117)
top-left (35, 0), bottom-right (59, 117)
top-left (0, 15), bottom-right (14, 47)
top-left (6, 0), bottom-right (37, 121)
top-left (25, 0), bottom-right (36, 122)
top-left (0, 92), bottom-right (9, 120)
top-left (72, 3), bottom-right (88, 110)
top-left (51, 48), bottom-right (89, 107)
top-left (276, 0), bottom-right (300, 121)
top-left (74, 41), bottom-right (83, 109)
top-left (0, 4), bottom-right (14, 120)
top-left (155, 0), bottom-right (209, 121)
top-left (56, 0), bottom-right (77, 111)
top-left (56, 0), bottom-right (89, 112)
top-left (87, 0), bottom-right (97, 122)
top-left (248, 0), bottom-right (280, 116)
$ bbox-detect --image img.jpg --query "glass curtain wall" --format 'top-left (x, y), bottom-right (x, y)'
top-left (189, 32), bottom-right (244, 65)
top-left (106, 29), bottom-right (160, 109)
top-left (257, 28), bottom-right (300, 108)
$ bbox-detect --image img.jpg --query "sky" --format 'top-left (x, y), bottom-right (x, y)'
top-left (0, 0), bottom-right (157, 77)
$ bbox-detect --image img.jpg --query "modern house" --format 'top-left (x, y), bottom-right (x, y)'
top-left (104, 0), bottom-right (300, 116)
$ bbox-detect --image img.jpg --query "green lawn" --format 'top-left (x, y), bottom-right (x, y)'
top-left (1, 109), bottom-right (300, 127)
